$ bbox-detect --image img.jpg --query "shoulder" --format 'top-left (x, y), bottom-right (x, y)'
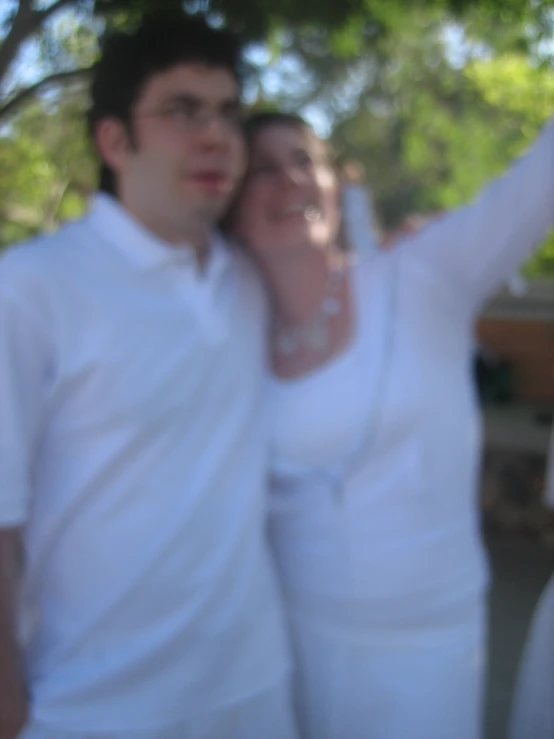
top-left (0, 218), bottom-right (89, 320)
top-left (353, 244), bottom-right (449, 317)
top-left (221, 235), bottom-right (268, 310)
top-left (354, 245), bottom-right (400, 287)
top-left (1, 219), bottom-right (86, 283)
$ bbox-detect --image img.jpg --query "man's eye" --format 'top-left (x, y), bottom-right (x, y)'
top-left (169, 105), bottom-right (195, 121)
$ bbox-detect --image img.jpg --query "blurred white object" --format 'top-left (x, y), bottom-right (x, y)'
top-left (506, 273), bottom-right (527, 296)
top-left (342, 183), bottom-right (379, 255)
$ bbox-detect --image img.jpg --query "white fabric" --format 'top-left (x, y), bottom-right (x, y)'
top-left (0, 194), bottom-right (291, 732)
top-left (17, 678), bottom-right (298, 739)
top-left (270, 250), bottom-right (488, 627)
top-left (509, 574), bottom-right (554, 739)
top-left (268, 121), bottom-right (554, 732)
top-left (342, 184), bottom-right (379, 255)
top-left (289, 603), bottom-right (486, 739)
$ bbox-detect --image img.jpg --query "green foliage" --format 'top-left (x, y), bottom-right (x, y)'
top-left (525, 231), bottom-right (554, 278)
top-left (330, 31), bottom-right (554, 276)
top-left (93, 0), bottom-right (370, 41)
top-left (0, 94), bottom-right (94, 247)
top-left (2, 0), bottom-right (554, 280)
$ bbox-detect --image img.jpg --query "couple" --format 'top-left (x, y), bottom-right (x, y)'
top-left (1, 12), bottom-right (554, 739)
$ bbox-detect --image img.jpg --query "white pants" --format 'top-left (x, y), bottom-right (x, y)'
top-left (509, 573), bottom-right (554, 739)
top-left (18, 679), bottom-right (298, 739)
top-left (288, 606), bottom-right (486, 739)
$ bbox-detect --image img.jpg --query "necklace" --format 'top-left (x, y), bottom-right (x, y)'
top-left (273, 254), bottom-right (350, 356)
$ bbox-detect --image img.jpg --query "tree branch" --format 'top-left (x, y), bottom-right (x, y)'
top-left (16, 0), bottom-right (33, 14)
top-left (0, 0), bottom-right (76, 83)
top-left (0, 2), bottom-right (31, 82)
top-left (46, 179), bottom-right (71, 229)
top-left (0, 68), bottom-right (92, 122)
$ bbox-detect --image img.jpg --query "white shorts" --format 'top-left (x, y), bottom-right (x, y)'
top-left (509, 573), bottom-right (554, 739)
top-left (18, 679), bottom-right (298, 739)
top-left (288, 602), bottom-right (487, 739)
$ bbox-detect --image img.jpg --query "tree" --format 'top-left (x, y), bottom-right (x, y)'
top-left (2, 1), bottom-right (554, 277)
top-left (328, 27), bottom-right (554, 274)
top-left (0, 92), bottom-right (95, 246)
top-left (0, 0), bottom-right (365, 121)
top-left (325, 16), bottom-right (554, 216)
top-left (2, 0), bottom-right (554, 123)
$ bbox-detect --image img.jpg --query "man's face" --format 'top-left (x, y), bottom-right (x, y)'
top-left (99, 63), bottom-right (246, 243)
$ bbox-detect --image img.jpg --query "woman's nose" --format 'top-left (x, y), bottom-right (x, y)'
top-left (279, 164), bottom-right (306, 186)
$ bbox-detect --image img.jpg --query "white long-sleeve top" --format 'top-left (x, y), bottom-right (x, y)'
top-left (268, 121), bottom-right (554, 640)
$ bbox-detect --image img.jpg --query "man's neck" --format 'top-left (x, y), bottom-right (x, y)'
top-left (120, 199), bottom-right (212, 269)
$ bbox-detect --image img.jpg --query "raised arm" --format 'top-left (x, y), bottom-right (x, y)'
top-left (401, 120), bottom-right (554, 313)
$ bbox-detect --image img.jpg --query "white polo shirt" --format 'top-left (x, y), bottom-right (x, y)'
top-left (0, 194), bottom-right (290, 732)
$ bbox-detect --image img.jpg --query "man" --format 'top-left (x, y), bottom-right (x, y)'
top-left (0, 15), bottom-right (295, 739)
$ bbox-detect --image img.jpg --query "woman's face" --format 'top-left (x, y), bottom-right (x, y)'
top-left (232, 123), bottom-right (341, 260)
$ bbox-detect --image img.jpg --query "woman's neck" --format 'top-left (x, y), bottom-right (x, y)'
top-left (257, 246), bottom-right (338, 326)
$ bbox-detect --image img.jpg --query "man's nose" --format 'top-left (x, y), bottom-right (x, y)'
top-left (197, 114), bottom-right (230, 148)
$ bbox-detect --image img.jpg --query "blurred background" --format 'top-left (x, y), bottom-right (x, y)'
top-left (2, 2), bottom-right (554, 737)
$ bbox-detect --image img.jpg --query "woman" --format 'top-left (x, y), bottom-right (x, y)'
top-left (232, 112), bottom-right (554, 739)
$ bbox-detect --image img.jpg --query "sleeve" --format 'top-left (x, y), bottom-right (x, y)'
top-left (0, 284), bottom-right (54, 526)
top-left (400, 119), bottom-right (554, 314)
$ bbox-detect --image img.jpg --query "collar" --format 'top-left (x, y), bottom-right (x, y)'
top-left (86, 193), bottom-right (231, 281)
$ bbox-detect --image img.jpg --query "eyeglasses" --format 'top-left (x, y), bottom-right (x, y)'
top-left (134, 100), bottom-right (243, 133)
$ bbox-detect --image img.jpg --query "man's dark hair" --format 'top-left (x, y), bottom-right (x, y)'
top-left (88, 13), bottom-right (244, 195)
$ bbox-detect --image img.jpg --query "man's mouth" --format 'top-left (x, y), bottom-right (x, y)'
top-left (188, 170), bottom-right (233, 194)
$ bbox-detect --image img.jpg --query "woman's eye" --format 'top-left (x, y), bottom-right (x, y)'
top-left (296, 153), bottom-right (313, 168)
